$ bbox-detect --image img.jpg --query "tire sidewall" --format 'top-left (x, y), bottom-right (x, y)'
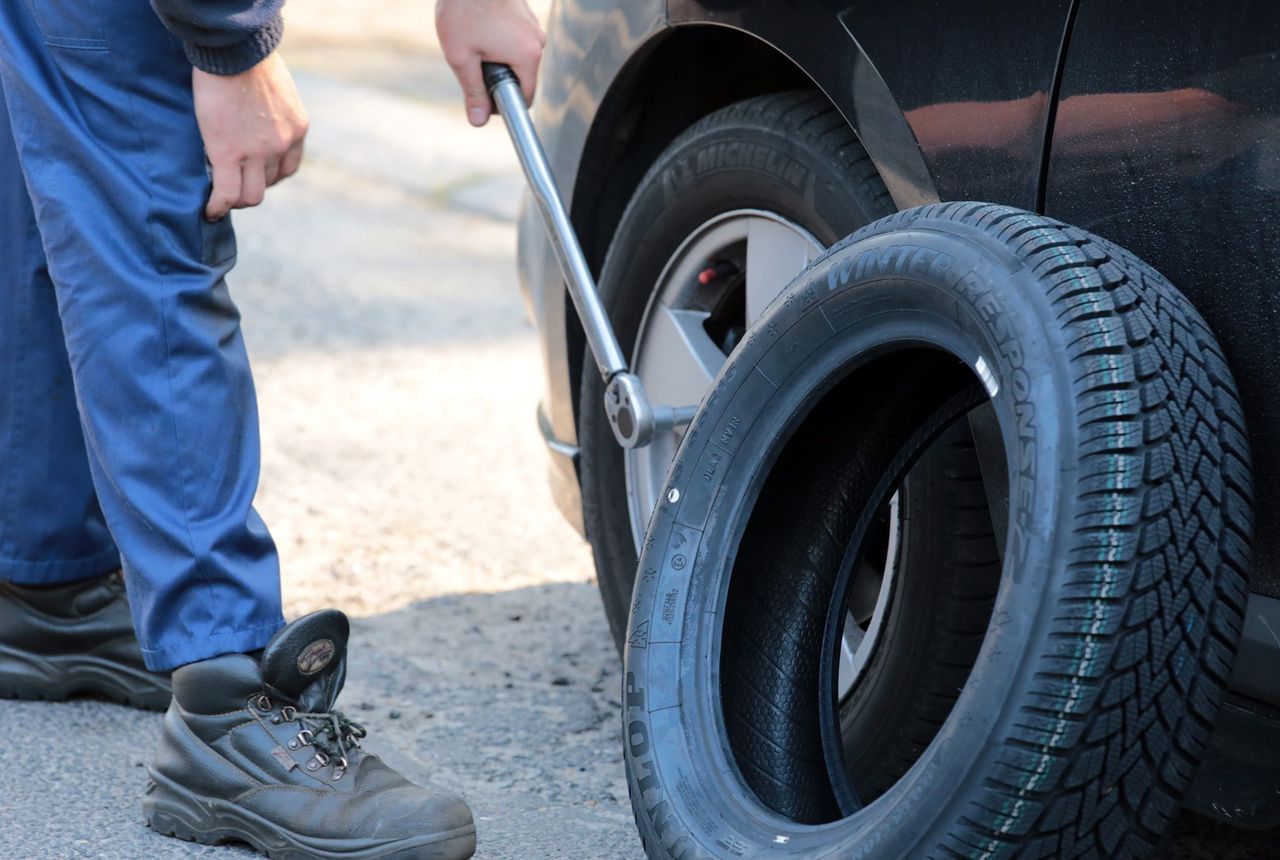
top-left (624, 223), bottom-right (1082, 858)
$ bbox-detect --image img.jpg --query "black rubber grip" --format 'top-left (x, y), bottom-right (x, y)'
top-left (482, 62), bottom-right (517, 94)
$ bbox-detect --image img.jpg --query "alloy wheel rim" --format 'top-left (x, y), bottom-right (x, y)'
top-left (623, 208), bottom-right (900, 699)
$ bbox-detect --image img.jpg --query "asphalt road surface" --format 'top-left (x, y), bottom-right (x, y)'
top-left (1, 4), bottom-right (1275, 858)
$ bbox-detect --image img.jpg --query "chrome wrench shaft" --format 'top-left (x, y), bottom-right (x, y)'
top-left (484, 62), bottom-right (691, 448)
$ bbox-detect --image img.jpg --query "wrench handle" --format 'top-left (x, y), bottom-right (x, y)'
top-left (481, 61), bottom-right (518, 93)
top-left (483, 63), bottom-right (629, 382)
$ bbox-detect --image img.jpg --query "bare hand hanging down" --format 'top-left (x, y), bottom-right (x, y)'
top-left (194, 53), bottom-right (309, 222)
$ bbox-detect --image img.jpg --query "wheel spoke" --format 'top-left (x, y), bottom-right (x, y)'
top-left (745, 216), bottom-right (820, 321)
top-left (847, 560), bottom-right (883, 625)
top-left (636, 304), bottom-right (725, 412)
top-left (837, 613), bottom-right (865, 699)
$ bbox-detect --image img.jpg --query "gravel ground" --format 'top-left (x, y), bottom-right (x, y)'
top-left (1, 3), bottom-right (1276, 858)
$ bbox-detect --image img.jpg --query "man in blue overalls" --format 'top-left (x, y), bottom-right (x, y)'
top-left (0, 0), bottom-right (544, 856)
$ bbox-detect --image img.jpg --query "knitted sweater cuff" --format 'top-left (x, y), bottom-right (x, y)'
top-left (184, 12), bottom-right (283, 75)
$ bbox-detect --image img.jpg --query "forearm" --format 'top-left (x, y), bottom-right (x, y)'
top-left (149, 0), bottom-right (285, 75)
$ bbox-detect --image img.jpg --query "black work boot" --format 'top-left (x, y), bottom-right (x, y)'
top-left (0, 571), bottom-right (171, 711)
top-left (145, 609), bottom-right (476, 860)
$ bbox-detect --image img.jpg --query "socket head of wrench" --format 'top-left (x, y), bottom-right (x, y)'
top-left (603, 373), bottom-right (655, 450)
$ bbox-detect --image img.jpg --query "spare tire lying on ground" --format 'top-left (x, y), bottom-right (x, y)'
top-left (623, 202), bottom-right (1252, 859)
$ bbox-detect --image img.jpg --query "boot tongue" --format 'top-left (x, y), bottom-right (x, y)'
top-left (260, 609), bottom-right (349, 711)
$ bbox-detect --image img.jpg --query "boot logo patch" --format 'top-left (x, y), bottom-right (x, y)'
top-left (297, 638), bottom-right (336, 675)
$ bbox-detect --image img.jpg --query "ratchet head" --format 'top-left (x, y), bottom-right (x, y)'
top-left (604, 373), bottom-right (656, 450)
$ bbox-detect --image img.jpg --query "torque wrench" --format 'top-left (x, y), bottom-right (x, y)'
top-left (484, 62), bottom-right (695, 450)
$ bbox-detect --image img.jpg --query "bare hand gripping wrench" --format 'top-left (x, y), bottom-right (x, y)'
top-left (484, 62), bottom-right (695, 450)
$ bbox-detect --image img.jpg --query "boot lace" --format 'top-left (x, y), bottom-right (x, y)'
top-left (257, 694), bottom-right (367, 775)
top-left (293, 708), bottom-right (368, 771)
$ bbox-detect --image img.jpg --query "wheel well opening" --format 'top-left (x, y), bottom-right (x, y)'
top-left (565, 25), bottom-right (828, 428)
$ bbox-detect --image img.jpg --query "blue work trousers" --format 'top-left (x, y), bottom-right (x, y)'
top-left (0, 0), bottom-right (283, 670)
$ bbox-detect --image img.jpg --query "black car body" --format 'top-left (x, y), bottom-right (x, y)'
top-left (516, 0), bottom-right (1280, 828)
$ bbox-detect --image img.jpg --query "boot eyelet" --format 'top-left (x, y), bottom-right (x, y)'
top-left (296, 730), bottom-right (314, 747)
top-left (254, 695), bottom-right (272, 713)
top-left (281, 706), bottom-right (297, 722)
top-left (331, 768), bottom-right (345, 781)
top-left (288, 739), bottom-right (300, 750)
top-left (306, 759), bottom-right (320, 771)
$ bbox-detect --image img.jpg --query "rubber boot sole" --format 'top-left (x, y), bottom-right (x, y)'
top-left (144, 769), bottom-right (478, 860)
top-left (0, 643), bottom-right (170, 711)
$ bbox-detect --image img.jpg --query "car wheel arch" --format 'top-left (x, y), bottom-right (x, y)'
top-left (563, 21), bottom-right (935, 444)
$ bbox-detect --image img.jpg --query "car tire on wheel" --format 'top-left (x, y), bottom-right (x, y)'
top-left (624, 202), bottom-right (1252, 859)
top-left (583, 89), bottom-right (922, 653)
